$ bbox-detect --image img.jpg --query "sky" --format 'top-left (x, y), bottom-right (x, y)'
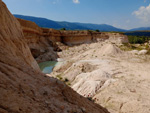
top-left (2, 0), bottom-right (150, 30)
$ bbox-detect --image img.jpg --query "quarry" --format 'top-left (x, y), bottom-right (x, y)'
top-left (0, 0), bottom-right (150, 113)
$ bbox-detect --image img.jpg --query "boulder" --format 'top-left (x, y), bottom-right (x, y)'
top-left (138, 50), bottom-right (148, 55)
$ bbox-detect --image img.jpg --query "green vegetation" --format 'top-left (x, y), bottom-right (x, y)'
top-left (120, 43), bottom-right (148, 51)
top-left (120, 35), bottom-right (150, 53)
top-left (60, 28), bottom-right (66, 30)
top-left (56, 75), bottom-right (71, 86)
top-left (95, 29), bottom-right (100, 32)
top-left (87, 30), bottom-right (95, 32)
top-left (56, 74), bottom-right (63, 80)
top-left (125, 31), bottom-right (150, 37)
top-left (86, 97), bottom-right (97, 103)
top-left (128, 36), bottom-right (150, 44)
top-left (87, 97), bottom-right (93, 101)
top-left (64, 78), bottom-right (69, 82)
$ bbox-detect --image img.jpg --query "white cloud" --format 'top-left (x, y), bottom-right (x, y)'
top-left (73, 0), bottom-right (80, 4)
top-left (133, 4), bottom-right (150, 23)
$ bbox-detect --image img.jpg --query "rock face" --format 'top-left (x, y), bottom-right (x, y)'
top-left (0, 1), bottom-right (109, 113)
top-left (18, 18), bottom-right (59, 62)
top-left (106, 33), bottom-right (129, 44)
top-left (0, 2), bottom-right (39, 71)
top-left (17, 18), bottom-right (128, 62)
top-left (60, 30), bottom-right (92, 45)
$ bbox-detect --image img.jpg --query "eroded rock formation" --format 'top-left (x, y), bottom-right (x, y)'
top-left (60, 30), bottom-right (92, 45)
top-left (18, 18), bottom-right (128, 46)
top-left (17, 18), bottom-right (59, 63)
top-left (0, 1), bottom-right (109, 113)
top-left (17, 18), bottom-right (128, 62)
top-left (51, 38), bottom-right (150, 113)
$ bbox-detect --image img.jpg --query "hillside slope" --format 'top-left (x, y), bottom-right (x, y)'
top-left (125, 31), bottom-right (150, 36)
top-left (129, 27), bottom-right (150, 31)
top-left (14, 14), bottom-right (126, 32)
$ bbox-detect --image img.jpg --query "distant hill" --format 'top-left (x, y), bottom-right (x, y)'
top-left (129, 27), bottom-right (150, 31)
top-left (14, 14), bottom-right (126, 32)
top-left (125, 31), bottom-right (150, 36)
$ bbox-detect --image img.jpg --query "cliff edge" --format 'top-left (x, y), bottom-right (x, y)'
top-left (0, 0), bottom-right (109, 113)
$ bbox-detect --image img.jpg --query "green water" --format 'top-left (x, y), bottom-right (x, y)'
top-left (39, 61), bottom-right (59, 74)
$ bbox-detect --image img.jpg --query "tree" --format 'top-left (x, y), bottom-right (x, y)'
top-left (95, 29), bottom-right (100, 32)
top-left (60, 28), bottom-right (66, 30)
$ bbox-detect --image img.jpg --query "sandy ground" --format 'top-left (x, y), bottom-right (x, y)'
top-left (48, 41), bottom-right (150, 113)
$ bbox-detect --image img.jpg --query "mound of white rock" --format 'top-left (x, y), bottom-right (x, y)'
top-left (138, 50), bottom-right (148, 55)
top-left (130, 49), bottom-right (148, 55)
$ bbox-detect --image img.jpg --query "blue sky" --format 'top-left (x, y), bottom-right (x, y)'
top-left (3, 0), bottom-right (150, 29)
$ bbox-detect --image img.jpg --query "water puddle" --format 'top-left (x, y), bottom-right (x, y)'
top-left (39, 61), bottom-right (60, 74)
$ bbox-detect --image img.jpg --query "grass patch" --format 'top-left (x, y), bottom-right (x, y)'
top-left (56, 75), bottom-right (71, 86)
top-left (120, 43), bottom-right (148, 51)
top-left (56, 74), bottom-right (63, 80)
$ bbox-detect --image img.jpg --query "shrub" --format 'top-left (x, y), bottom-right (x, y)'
top-left (85, 93), bottom-right (97, 102)
top-left (56, 75), bottom-right (63, 80)
top-left (128, 35), bottom-right (150, 44)
top-left (87, 97), bottom-right (93, 101)
top-left (64, 78), bottom-right (69, 82)
top-left (60, 28), bottom-right (66, 30)
top-left (95, 29), bottom-right (100, 32)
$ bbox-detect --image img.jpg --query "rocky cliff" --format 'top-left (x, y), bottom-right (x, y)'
top-left (17, 18), bottom-right (128, 62)
top-left (18, 18), bottom-right (59, 62)
top-left (0, 0), bottom-right (109, 113)
top-left (60, 30), bottom-right (92, 45)
top-left (18, 18), bottom-right (128, 46)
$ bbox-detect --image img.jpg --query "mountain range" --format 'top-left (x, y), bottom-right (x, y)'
top-left (129, 27), bottom-right (150, 31)
top-left (14, 14), bottom-right (150, 32)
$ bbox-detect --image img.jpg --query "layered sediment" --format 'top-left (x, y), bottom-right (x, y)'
top-left (17, 18), bottom-right (128, 62)
top-left (18, 18), bottom-right (128, 46)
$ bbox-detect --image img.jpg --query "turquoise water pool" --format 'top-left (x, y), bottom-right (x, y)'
top-left (39, 61), bottom-right (59, 74)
